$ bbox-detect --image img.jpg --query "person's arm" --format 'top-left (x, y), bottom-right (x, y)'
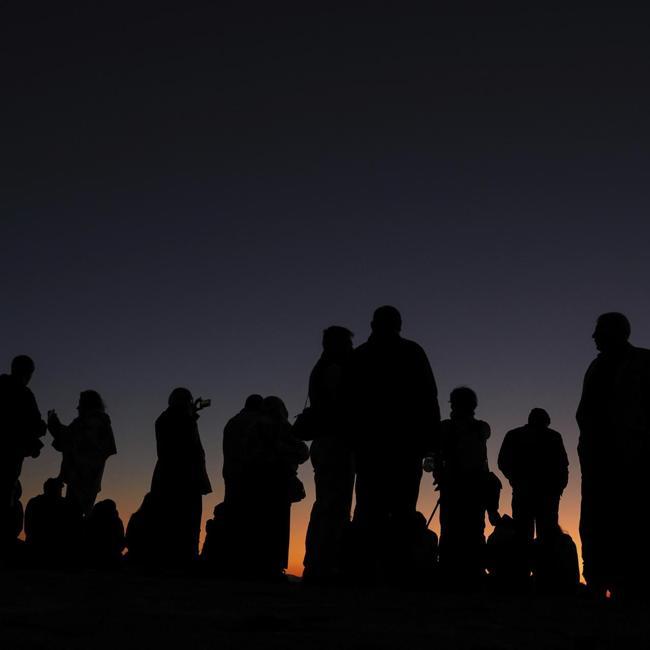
top-left (25, 390), bottom-right (46, 438)
top-left (102, 417), bottom-right (117, 459)
top-left (497, 431), bottom-right (514, 483)
top-left (555, 431), bottom-right (570, 492)
top-left (277, 424), bottom-right (310, 465)
top-left (416, 344), bottom-right (442, 458)
top-left (48, 412), bottom-right (70, 452)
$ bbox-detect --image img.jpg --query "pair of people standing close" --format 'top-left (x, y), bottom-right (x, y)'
top-left (303, 307), bottom-right (441, 583)
top-left (0, 356), bottom-right (116, 546)
top-left (220, 394), bottom-right (309, 579)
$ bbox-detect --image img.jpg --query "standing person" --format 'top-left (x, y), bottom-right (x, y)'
top-left (303, 326), bottom-right (355, 583)
top-left (48, 390), bottom-right (117, 516)
top-left (436, 387), bottom-right (498, 584)
top-left (344, 306), bottom-right (440, 580)
top-left (151, 388), bottom-right (212, 564)
top-left (0, 356), bottom-right (46, 514)
top-left (498, 408), bottom-right (569, 542)
top-left (259, 396), bottom-right (309, 580)
top-left (222, 394), bottom-right (266, 507)
top-left (221, 394), bottom-right (267, 575)
top-left (576, 313), bottom-right (650, 598)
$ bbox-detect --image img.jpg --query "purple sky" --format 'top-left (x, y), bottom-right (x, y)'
top-left (3, 4), bottom-right (649, 572)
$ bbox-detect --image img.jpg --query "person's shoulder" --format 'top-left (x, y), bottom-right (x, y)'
top-left (476, 420), bottom-right (491, 437)
top-left (26, 493), bottom-right (45, 506)
top-left (503, 426), bottom-right (524, 440)
top-left (631, 346), bottom-right (650, 362)
top-left (353, 341), bottom-right (371, 355)
top-left (155, 409), bottom-right (171, 427)
top-left (546, 427), bottom-right (564, 440)
top-left (400, 337), bottom-right (427, 355)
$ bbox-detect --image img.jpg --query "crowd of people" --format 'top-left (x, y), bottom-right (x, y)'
top-left (0, 308), bottom-right (648, 599)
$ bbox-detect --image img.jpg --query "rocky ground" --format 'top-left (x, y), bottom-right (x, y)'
top-left (0, 570), bottom-right (648, 650)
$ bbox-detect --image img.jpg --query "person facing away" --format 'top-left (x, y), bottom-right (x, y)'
top-left (48, 390), bottom-right (117, 516)
top-left (222, 394), bottom-right (308, 580)
top-left (125, 492), bottom-right (163, 567)
top-left (220, 394), bottom-right (267, 575)
top-left (303, 325), bottom-right (355, 583)
top-left (436, 387), bottom-right (497, 584)
top-left (24, 477), bottom-right (81, 567)
top-left (258, 395), bottom-right (309, 580)
top-left (84, 499), bottom-right (125, 568)
top-left (343, 306), bottom-right (440, 579)
top-left (151, 387), bottom-right (212, 564)
top-left (0, 356), bottom-right (46, 512)
top-left (222, 394), bottom-right (266, 506)
top-left (576, 312), bottom-right (650, 598)
top-left (498, 408), bottom-right (569, 542)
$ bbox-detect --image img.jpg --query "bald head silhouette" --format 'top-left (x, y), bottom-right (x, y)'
top-left (371, 305), bottom-right (402, 338)
top-left (528, 408), bottom-right (551, 428)
top-left (593, 312), bottom-right (631, 353)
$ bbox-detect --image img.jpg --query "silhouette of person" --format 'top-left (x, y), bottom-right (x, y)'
top-left (344, 306), bottom-right (440, 580)
top-left (485, 514), bottom-right (530, 591)
top-left (436, 387), bottom-right (497, 584)
top-left (84, 499), bottom-right (125, 568)
top-left (498, 408), bottom-right (569, 542)
top-left (200, 502), bottom-right (232, 575)
top-left (222, 395), bottom-right (308, 580)
top-left (0, 356), bottom-right (46, 519)
top-left (24, 477), bottom-right (81, 567)
top-left (0, 480), bottom-right (24, 564)
top-left (303, 326), bottom-right (355, 584)
top-left (532, 524), bottom-right (579, 595)
top-left (576, 312), bottom-right (650, 597)
top-left (221, 394), bottom-right (266, 576)
top-left (125, 492), bottom-right (163, 568)
top-left (258, 396), bottom-right (309, 580)
top-left (151, 388), bottom-right (212, 564)
top-left (223, 394), bottom-right (266, 506)
top-left (48, 390), bottom-right (117, 516)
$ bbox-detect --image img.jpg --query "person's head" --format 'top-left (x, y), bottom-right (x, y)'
top-left (213, 502), bottom-right (227, 518)
top-left (91, 499), bottom-right (118, 519)
top-left (528, 408), bottom-right (551, 428)
top-left (449, 386), bottom-right (478, 416)
top-left (322, 326), bottom-right (354, 357)
top-left (43, 477), bottom-right (64, 498)
top-left (244, 394), bottom-right (264, 412)
top-left (11, 355), bottom-right (35, 385)
top-left (371, 305), bottom-right (402, 338)
top-left (263, 395), bottom-right (289, 422)
top-left (77, 390), bottom-right (106, 415)
top-left (168, 387), bottom-right (194, 413)
top-left (593, 312), bottom-right (631, 352)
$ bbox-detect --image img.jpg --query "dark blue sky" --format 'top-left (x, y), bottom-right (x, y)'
top-left (3, 3), bottom-right (649, 571)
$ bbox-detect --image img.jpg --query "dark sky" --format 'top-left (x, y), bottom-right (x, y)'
top-left (3, 3), bottom-right (650, 573)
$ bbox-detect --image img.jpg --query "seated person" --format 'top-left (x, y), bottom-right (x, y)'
top-left (84, 499), bottom-right (125, 568)
top-left (24, 478), bottom-right (81, 567)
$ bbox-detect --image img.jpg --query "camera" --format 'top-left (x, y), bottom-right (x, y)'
top-left (194, 398), bottom-right (211, 411)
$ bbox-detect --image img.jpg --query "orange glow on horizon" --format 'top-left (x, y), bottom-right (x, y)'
top-left (19, 454), bottom-right (585, 580)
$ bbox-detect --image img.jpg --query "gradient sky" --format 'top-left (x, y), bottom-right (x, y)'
top-left (3, 4), bottom-right (650, 575)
